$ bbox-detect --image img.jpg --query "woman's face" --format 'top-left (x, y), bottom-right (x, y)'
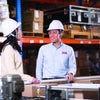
top-left (16, 28), bottom-right (22, 40)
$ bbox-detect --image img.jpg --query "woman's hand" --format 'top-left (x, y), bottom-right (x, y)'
top-left (32, 78), bottom-right (40, 84)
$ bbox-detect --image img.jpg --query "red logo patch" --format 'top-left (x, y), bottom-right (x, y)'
top-left (62, 52), bottom-right (67, 54)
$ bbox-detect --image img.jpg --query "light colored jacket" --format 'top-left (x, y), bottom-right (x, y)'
top-left (1, 45), bottom-right (33, 82)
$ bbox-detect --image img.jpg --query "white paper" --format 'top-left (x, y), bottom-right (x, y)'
top-left (78, 12), bottom-right (81, 22)
top-left (34, 10), bottom-right (39, 18)
top-left (98, 14), bottom-right (100, 23)
top-left (34, 22), bottom-right (39, 30)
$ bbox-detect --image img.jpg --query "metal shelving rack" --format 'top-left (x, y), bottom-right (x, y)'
top-left (22, 37), bottom-right (100, 45)
top-left (0, 0), bottom-right (100, 45)
top-left (20, 5), bottom-right (100, 45)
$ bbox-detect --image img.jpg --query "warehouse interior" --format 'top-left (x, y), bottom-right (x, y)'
top-left (7, 0), bottom-right (100, 77)
top-left (0, 0), bottom-right (100, 100)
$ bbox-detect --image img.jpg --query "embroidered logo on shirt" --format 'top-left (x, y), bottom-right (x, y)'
top-left (62, 52), bottom-right (67, 54)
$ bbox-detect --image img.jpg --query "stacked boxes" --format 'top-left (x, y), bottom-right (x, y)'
top-left (87, 51), bottom-right (100, 75)
top-left (75, 50), bottom-right (100, 77)
top-left (22, 9), bottom-right (44, 37)
top-left (75, 51), bottom-right (89, 76)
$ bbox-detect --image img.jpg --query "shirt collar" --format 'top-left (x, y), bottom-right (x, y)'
top-left (51, 42), bottom-right (63, 48)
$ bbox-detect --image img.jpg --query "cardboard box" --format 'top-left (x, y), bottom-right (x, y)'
top-left (22, 83), bottom-right (57, 97)
top-left (77, 51), bottom-right (87, 59)
top-left (22, 21), bottom-right (43, 33)
top-left (78, 59), bottom-right (87, 67)
top-left (22, 84), bottom-right (45, 97)
top-left (23, 9), bottom-right (44, 22)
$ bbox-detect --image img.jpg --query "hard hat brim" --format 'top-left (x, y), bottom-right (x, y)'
top-left (16, 22), bottom-right (21, 29)
top-left (4, 22), bottom-right (21, 36)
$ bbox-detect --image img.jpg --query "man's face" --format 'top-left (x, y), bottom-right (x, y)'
top-left (48, 29), bottom-right (61, 43)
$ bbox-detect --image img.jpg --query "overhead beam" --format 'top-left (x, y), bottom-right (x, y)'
top-left (25, 0), bottom-right (100, 8)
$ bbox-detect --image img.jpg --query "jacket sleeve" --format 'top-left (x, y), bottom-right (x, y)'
top-left (1, 45), bottom-right (33, 82)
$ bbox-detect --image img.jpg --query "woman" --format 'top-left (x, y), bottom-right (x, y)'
top-left (0, 18), bottom-right (40, 84)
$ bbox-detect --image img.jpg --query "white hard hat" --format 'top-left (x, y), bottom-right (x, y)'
top-left (1, 18), bottom-right (21, 36)
top-left (47, 20), bottom-right (64, 31)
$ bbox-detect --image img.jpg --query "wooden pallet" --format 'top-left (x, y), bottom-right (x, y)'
top-left (90, 26), bottom-right (100, 39)
top-left (91, 32), bottom-right (100, 39)
top-left (70, 30), bottom-right (91, 39)
top-left (23, 31), bottom-right (44, 37)
top-left (91, 31), bottom-right (100, 39)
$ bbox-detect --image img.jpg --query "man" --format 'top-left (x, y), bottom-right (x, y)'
top-left (36, 20), bottom-right (77, 81)
top-left (36, 20), bottom-right (77, 99)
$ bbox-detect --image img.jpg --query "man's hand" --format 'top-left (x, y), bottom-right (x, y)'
top-left (66, 73), bottom-right (74, 82)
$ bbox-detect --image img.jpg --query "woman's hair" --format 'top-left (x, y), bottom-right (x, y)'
top-left (0, 29), bottom-right (22, 54)
top-left (59, 29), bottom-right (64, 34)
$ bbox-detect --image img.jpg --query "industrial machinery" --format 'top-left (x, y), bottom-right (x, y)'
top-left (2, 74), bottom-right (24, 100)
